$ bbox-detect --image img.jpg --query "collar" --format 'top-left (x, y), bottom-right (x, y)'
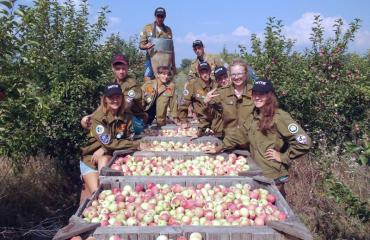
top-left (252, 107), bottom-right (262, 120)
top-left (116, 75), bottom-right (137, 89)
top-left (227, 84), bottom-right (251, 98)
top-left (94, 107), bottom-right (126, 124)
top-left (197, 78), bottom-right (215, 89)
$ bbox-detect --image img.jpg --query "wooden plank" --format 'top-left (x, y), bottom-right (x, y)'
top-left (267, 221), bottom-right (312, 240)
top-left (53, 216), bottom-right (100, 240)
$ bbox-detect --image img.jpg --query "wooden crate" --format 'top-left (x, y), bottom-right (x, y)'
top-left (100, 150), bottom-right (262, 177)
top-left (72, 176), bottom-right (312, 240)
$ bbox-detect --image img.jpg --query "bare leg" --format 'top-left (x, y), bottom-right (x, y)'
top-left (82, 172), bottom-right (99, 195)
top-left (79, 184), bottom-right (91, 205)
top-left (97, 155), bottom-right (112, 172)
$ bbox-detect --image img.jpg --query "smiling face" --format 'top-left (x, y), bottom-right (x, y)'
top-left (252, 91), bottom-right (268, 108)
top-left (157, 68), bottom-right (170, 84)
top-left (105, 94), bottom-right (123, 113)
top-left (112, 63), bottom-right (128, 82)
top-left (216, 74), bottom-right (230, 87)
top-left (230, 65), bottom-right (247, 87)
top-left (199, 69), bottom-right (211, 82)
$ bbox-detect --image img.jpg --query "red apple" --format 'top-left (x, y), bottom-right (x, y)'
top-left (267, 194), bottom-right (276, 203)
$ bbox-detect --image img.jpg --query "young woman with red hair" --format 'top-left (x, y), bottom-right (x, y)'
top-left (206, 78), bottom-right (312, 195)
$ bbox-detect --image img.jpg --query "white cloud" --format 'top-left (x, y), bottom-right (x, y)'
top-left (283, 12), bottom-right (347, 46)
top-left (109, 16), bottom-right (121, 25)
top-left (232, 26), bottom-right (251, 37)
top-left (354, 30), bottom-right (370, 47)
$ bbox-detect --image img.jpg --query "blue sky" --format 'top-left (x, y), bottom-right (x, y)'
top-left (21, 0), bottom-right (370, 66)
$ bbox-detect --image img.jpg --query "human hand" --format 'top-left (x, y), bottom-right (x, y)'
top-left (265, 149), bottom-right (281, 162)
top-left (81, 115), bottom-right (92, 129)
top-left (92, 147), bottom-right (105, 165)
top-left (204, 88), bottom-right (219, 104)
top-left (203, 145), bottom-right (223, 154)
top-left (181, 122), bottom-right (189, 129)
top-left (139, 142), bottom-right (148, 150)
top-left (145, 42), bottom-right (155, 50)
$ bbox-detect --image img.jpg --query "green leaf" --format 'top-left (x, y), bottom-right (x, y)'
top-left (358, 155), bottom-right (368, 165)
top-left (0, 8), bottom-right (7, 15)
top-left (0, 0), bottom-right (13, 9)
top-left (14, 9), bottom-right (24, 17)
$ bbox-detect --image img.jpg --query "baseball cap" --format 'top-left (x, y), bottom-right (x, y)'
top-left (214, 66), bottom-right (227, 79)
top-left (112, 54), bottom-right (128, 65)
top-left (154, 7), bottom-right (166, 17)
top-left (198, 62), bottom-right (211, 71)
top-left (252, 78), bottom-right (274, 93)
top-left (104, 83), bottom-right (122, 97)
top-left (192, 40), bottom-right (204, 48)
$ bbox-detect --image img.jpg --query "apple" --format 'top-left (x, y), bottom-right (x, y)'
top-left (267, 194), bottom-right (276, 203)
top-left (70, 237), bottom-right (82, 240)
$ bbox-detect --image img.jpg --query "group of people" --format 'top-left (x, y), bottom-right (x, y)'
top-left (78, 7), bottom-right (312, 201)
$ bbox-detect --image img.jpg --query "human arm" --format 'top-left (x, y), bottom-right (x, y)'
top-left (139, 25), bottom-right (155, 50)
top-left (273, 111), bottom-right (312, 165)
top-left (91, 118), bottom-right (139, 152)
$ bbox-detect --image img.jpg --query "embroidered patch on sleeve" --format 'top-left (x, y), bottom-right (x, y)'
top-left (95, 125), bottom-right (104, 135)
top-left (296, 135), bottom-right (307, 144)
top-left (99, 133), bottom-right (110, 144)
top-left (288, 123), bottom-right (299, 134)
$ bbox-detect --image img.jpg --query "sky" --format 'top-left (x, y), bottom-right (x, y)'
top-left (20, 0), bottom-right (370, 66)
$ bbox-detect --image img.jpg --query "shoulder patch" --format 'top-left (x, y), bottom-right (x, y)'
top-left (95, 125), bottom-right (104, 135)
top-left (296, 135), bottom-right (307, 144)
top-left (146, 96), bottom-right (153, 103)
top-left (128, 90), bottom-right (135, 98)
top-left (288, 123), bottom-right (299, 134)
top-left (99, 133), bottom-right (110, 144)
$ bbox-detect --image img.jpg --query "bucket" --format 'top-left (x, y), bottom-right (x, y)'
top-left (149, 38), bottom-right (174, 76)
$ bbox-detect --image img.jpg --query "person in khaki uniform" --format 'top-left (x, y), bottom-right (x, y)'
top-left (206, 78), bottom-right (312, 196)
top-left (214, 66), bottom-right (231, 88)
top-left (188, 40), bottom-right (225, 81)
top-left (80, 83), bottom-right (139, 197)
top-left (141, 66), bottom-right (178, 126)
top-left (81, 54), bottom-right (146, 129)
top-left (200, 66), bottom-right (231, 137)
top-left (139, 7), bottom-right (176, 81)
top-left (203, 59), bottom-right (254, 138)
top-left (178, 62), bottom-right (220, 135)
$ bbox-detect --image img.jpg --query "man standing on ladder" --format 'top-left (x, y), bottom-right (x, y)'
top-left (140, 7), bottom-right (176, 82)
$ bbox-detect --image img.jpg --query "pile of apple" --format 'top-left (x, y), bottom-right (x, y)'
top-left (82, 183), bottom-right (287, 227)
top-left (110, 153), bottom-right (250, 176)
top-left (145, 127), bottom-right (198, 137)
top-left (142, 140), bottom-right (217, 152)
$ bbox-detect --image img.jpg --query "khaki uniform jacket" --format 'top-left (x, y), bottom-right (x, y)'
top-left (223, 108), bottom-right (312, 179)
top-left (116, 76), bottom-right (146, 121)
top-left (139, 22), bottom-right (173, 60)
top-left (178, 78), bottom-right (218, 131)
top-left (188, 53), bottom-right (224, 81)
top-left (141, 80), bottom-right (178, 126)
top-left (81, 107), bottom-right (139, 168)
top-left (207, 84), bottom-right (254, 133)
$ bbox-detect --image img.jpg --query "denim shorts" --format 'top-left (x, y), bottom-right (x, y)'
top-left (80, 161), bottom-right (98, 176)
top-left (144, 59), bottom-right (155, 79)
